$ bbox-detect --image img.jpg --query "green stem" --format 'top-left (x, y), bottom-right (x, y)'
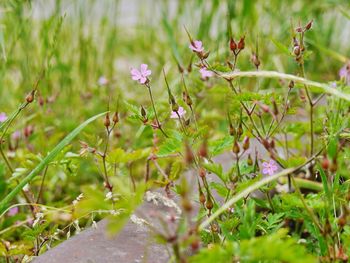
top-left (146, 85), bottom-right (168, 138)
top-left (219, 70), bottom-right (350, 102)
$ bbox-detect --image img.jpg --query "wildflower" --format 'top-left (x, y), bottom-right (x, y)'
top-left (339, 63), bottom-right (350, 85)
top-left (8, 207), bottom-right (19, 216)
top-left (170, 106), bottom-right (186, 119)
top-left (98, 76), bottom-right (109, 86)
top-left (130, 64), bottom-right (152, 84)
top-left (189, 40), bottom-right (204, 53)
top-left (199, 67), bottom-right (213, 79)
top-left (262, 160), bottom-right (278, 176)
top-left (0, 112), bottom-right (7, 122)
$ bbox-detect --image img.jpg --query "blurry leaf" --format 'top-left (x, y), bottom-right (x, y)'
top-left (209, 182), bottom-right (228, 198)
top-left (169, 161), bottom-right (183, 181)
top-left (202, 162), bottom-right (225, 182)
top-left (209, 136), bottom-right (233, 156)
top-left (0, 112), bottom-right (106, 214)
top-left (270, 37), bottom-right (290, 55)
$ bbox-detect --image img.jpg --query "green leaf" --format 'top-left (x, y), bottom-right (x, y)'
top-left (0, 112), bottom-right (106, 214)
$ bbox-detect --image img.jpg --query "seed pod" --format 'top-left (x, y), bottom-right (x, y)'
top-left (26, 90), bottom-right (35, 103)
top-left (238, 36), bottom-right (245, 50)
top-left (171, 102), bottom-right (179, 112)
top-left (305, 20), bottom-right (313, 31)
top-left (203, 51), bottom-right (210, 59)
top-left (237, 123), bottom-right (243, 137)
top-left (260, 104), bottom-right (270, 113)
top-left (104, 113), bottom-right (111, 128)
top-left (232, 140), bottom-right (240, 154)
top-left (113, 112), bottom-right (119, 124)
top-left (247, 154), bottom-right (253, 166)
top-left (293, 46), bottom-right (301, 56)
top-left (199, 191), bottom-right (206, 204)
top-left (321, 157), bottom-right (329, 170)
top-left (243, 136), bottom-right (250, 150)
top-left (198, 141), bottom-right (208, 158)
top-left (288, 81), bottom-right (295, 89)
top-left (251, 52), bottom-right (260, 69)
top-left (206, 196), bottom-right (213, 210)
top-left (295, 26), bottom-right (303, 33)
top-left (229, 37), bottom-right (237, 52)
top-left (272, 99), bottom-right (279, 116)
top-left (262, 139), bottom-right (270, 149)
top-left (229, 124), bottom-right (236, 136)
top-left (185, 142), bottom-right (195, 164)
top-left (186, 95), bottom-right (193, 106)
top-left (270, 139), bottom-right (275, 149)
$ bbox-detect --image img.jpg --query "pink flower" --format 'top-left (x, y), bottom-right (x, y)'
top-left (262, 160), bottom-right (278, 176)
top-left (0, 112), bottom-right (7, 122)
top-left (199, 67), bottom-right (213, 79)
top-left (170, 107), bottom-right (186, 119)
top-left (130, 64), bottom-right (152, 84)
top-left (189, 40), bottom-right (204, 53)
top-left (11, 130), bottom-right (21, 140)
top-left (8, 207), bottom-right (19, 216)
top-left (98, 76), bottom-right (109, 86)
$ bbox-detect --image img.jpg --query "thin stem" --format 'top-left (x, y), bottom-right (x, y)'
top-left (146, 85), bottom-right (168, 138)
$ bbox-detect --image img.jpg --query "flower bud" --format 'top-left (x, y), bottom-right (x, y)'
top-left (237, 123), bottom-right (243, 137)
top-left (198, 141), bottom-right (208, 158)
top-left (247, 154), bottom-right (253, 166)
top-left (288, 81), bottom-right (294, 89)
top-left (104, 113), bottom-right (111, 128)
top-left (232, 140), bottom-right (240, 154)
top-left (113, 112), bottom-right (119, 124)
top-left (199, 191), bottom-right (206, 204)
top-left (229, 124), bottom-right (236, 136)
top-left (272, 99), bottom-right (279, 116)
top-left (26, 90), bottom-right (35, 103)
top-left (185, 142), bottom-right (195, 164)
top-left (199, 167), bottom-right (206, 178)
top-left (243, 136), bottom-right (250, 150)
top-left (321, 157), bottom-right (329, 170)
top-left (305, 20), bottom-right (313, 31)
top-left (229, 37), bottom-right (237, 52)
top-left (206, 196), bottom-right (213, 210)
top-left (293, 46), bottom-right (301, 56)
top-left (251, 52), bottom-right (260, 69)
top-left (238, 36), bottom-right (245, 50)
